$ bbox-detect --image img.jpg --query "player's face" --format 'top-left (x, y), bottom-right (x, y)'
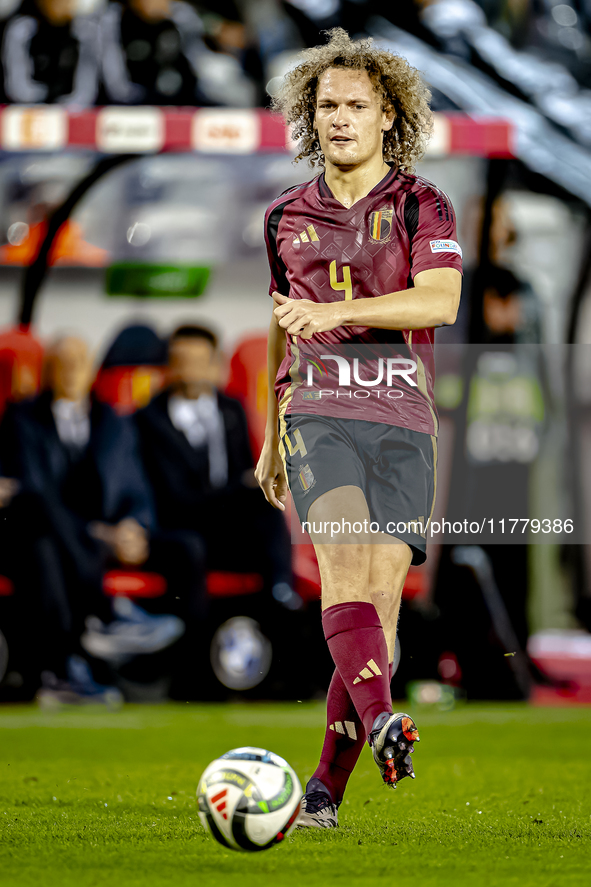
top-left (315, 68), bottom-right (393, 171)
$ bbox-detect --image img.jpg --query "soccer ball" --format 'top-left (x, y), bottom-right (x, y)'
top-left (197, 747), bottom-right (302, 852)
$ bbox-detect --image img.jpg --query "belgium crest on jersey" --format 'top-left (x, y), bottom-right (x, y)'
top-left (368, 207), bottom-right (393, 242)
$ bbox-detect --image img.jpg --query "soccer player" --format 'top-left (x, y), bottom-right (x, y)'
top-left (255, 29), bottom-right (462, 828)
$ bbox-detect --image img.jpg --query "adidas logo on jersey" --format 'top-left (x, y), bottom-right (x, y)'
top-left (293, 224), bottom-right (319, 246)
top-left (352, 659), bottom-right (383, 685)
top-left (329, 720), bottom-right (358, 740)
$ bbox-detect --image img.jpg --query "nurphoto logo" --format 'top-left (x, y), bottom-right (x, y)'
top-left (304, 355), bottom-right (418, 388)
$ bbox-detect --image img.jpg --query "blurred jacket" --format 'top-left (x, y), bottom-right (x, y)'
top-left (134, 387), bottom-right (252, 530)
top-left (0, 391), bottom-right (154, 530)
top-left (100, 0), bottom-right (209, 105)
top-left (1, 0), bottom-right (100, 105)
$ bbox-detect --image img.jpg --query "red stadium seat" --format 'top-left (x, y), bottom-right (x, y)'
top-left (103, 570), bottom-right (167, 598)
top-left (93, 365), bottom-right (166, 415)
top-left (291, 542), bottom-right (321, 602)
top-left (225, 334), bottom-right (268, 456)
top-left (0, 326), bottom-right (44, 418)
top-left (206, 571), bottom-right (264, 597)
top-left (102, 568), bottom-right (266, 601)
top-left (402, 566), bottom-right (427, 601)
top-left (0, 576), bottom-right (15, 596)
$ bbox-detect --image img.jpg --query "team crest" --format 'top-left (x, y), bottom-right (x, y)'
top-left (298, 463), bottom-right (316, 493)
top-left (368, 207), bottom-right (393, 242)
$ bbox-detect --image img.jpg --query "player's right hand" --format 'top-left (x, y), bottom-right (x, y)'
top-left (255, 438), bottom-right (287, 511)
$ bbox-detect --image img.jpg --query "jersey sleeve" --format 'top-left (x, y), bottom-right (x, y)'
top-left (264, 202), bottom-right (289, 298)
top-left (405, 185), bottom-right (463, 279)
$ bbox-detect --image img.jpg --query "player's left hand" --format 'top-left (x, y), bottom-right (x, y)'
top-left (273, 292), bottom-right (343, 339)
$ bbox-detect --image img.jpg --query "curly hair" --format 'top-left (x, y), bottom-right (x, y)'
top-left (272, 29), bottom-right (433, 172)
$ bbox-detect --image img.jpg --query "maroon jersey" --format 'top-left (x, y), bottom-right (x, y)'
top-left (264, 165), bottom-right (462, 436)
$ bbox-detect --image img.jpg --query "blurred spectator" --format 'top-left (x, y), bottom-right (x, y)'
top-left (275, 0), bottom-right (436, 50)
top-left (262, 2), bottom-right (443, 100)
top-left (94, 323), bottom-right (168, 415)
top-left (417, 0), bottom-right (591, 139)
top-left (100, 0), bottom-right (205, 104)
top-left (466, 194), bottom-right (543, 344)
top-left (278, 0), bottom-right (365, 47)
top-left (0, 0), bottom-right (22, 102)
top-left (100, 322), bottom-right (167, 370)
top-left (135, 324), bottom-right (295, 601)
top-left (195, 0), bottom-right (264, 103)
top-left (479, 0), bottom-right (591, 80)
top-left (0, 335), bottom-right (188, 703)
top-left (1, 0), bottom-right (100, 105)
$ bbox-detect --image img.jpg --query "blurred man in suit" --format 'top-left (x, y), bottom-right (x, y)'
top-left (135, 324), bottom-right (294, 602)
top-left (0, 336), bottom-right (186, 704)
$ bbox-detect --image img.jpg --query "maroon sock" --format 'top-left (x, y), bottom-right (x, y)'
top-left (312, 660), bottom-right (395, 804)
top-left (311, 668), bottom-right (365, 804)
top-left (322, 602), bottom-right (392, 740)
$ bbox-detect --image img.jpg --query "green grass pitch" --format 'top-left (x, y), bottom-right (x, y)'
top-left (0, 703), bottom-right (590, 887)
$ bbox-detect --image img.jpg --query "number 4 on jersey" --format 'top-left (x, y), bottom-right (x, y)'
top-left (329, 260), bottom-right (352, 300)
